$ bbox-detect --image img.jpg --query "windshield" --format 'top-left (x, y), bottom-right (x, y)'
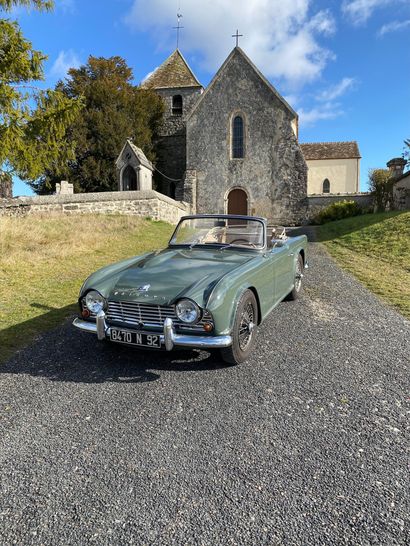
top-left (169, 217), bottom-right (265, 249)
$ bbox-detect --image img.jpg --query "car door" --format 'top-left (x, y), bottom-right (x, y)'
top-left (270, 243), bottom-right (294, 303)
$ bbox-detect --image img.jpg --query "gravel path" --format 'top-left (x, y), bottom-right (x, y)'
top-left (1, 241), bottom-right (409, 545)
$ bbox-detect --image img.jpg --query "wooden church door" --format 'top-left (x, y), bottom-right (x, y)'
top-left (227, 188), bottom-right (248, 215)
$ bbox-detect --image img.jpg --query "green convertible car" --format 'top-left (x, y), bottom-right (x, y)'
top-left (73, 214), bottom-right (308, 365)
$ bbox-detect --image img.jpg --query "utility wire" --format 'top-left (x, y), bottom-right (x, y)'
top-left (153, 165), bottom-right (182, 182)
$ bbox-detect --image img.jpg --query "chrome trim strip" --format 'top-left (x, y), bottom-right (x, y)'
top-left (72, 315), bottom-right (232, 349)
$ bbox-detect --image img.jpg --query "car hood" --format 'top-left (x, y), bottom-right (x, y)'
top-left (82, 247), bottom-right (255, 307)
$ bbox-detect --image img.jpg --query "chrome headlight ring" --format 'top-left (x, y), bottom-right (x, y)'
top-left (175, 298), bottom-right (201, 324)
top-left (84, 290), bottom-right (107, 314)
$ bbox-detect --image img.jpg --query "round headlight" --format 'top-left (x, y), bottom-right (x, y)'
top-left (85, 290), bottom-right (106, 314)
top-left (175, 299), bottom-right (200, 324)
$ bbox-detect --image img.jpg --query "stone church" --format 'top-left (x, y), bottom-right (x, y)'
top-left (116, 47), bottom-right (360, 224)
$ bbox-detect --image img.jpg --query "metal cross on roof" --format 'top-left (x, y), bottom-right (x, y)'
top-left (173, 13), bottom-right (184, 49)
top-left (232, 29), bottom-right (243, 47)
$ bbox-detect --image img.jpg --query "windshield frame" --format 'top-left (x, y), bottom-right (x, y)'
top-left (168, 214), bottom-right (267, 251)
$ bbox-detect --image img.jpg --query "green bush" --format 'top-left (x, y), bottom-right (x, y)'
top-left (312, 200), bottom-right (364, 224)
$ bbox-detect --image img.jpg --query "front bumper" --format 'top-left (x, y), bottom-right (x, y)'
top-left (72, 311), bottom-right (232, 350)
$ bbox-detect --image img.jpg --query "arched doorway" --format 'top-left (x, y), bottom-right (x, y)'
top-left (122, 165), bottom-right (138, 191)
top-left (227, 188), bottom-right (248, 215)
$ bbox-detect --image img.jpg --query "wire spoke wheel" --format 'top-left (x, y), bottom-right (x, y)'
top-left (220, 289), bottom-right (258, 365)
top-left (238, 301), bottom-right (255, 350)
top-left (285, 254), bottom-right (305, 301)
top-left (294, 257), bottom-right (303, 292)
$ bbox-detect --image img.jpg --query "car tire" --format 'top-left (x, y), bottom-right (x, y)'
top-left (285, 253), bottom-right (304, 301)
top-left (220, 289), bottom-right (258, 365)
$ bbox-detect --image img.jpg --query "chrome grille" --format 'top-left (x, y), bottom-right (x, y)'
top-left (82, 300), bottom-right (212, 332)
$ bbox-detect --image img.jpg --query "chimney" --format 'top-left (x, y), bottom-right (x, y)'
top-left (386, 157), bottom-right (407, 179)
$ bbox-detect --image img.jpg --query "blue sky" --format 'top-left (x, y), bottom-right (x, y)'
top-left (8, 0), bottom-right (410, 195)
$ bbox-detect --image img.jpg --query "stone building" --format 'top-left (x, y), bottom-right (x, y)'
top-left (300, 141), bottom-right (361, 195)
top-left (388, 157), bottom-right (410, 210)
top-left (141, 50), bottom-right (203, 199)
top-left (118, 46), bottom-right (362, 223)
top-left (140, 47), bottom-right (307, 224)
top-left (115, 139), bottom-right (154, 191)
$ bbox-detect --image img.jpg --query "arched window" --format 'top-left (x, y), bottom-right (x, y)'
top-left (323, 178), bottom-right (330, 193)
top-left (172, 95), bottom-right (183, 116)
top-left (232, 115), bottom-right (244, 158)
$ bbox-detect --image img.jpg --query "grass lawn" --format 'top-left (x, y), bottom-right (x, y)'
top-left (0, 215), bottom-right (174, 364)
top-left (317, 211), bottom-right (410, 320)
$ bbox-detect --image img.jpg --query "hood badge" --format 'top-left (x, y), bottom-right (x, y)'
top-left (137, 284), bottom-right (151, 293)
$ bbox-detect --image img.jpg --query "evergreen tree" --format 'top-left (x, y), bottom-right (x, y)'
top-left (0, 0), bottom-right (83, 184)
top-left (33, 56), bottom-right (164, 194)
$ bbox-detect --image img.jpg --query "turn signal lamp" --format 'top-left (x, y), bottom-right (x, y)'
top-left (203, 322), bottom-right (213, 332)
top-left (82, 308), bottom-right (90, 319)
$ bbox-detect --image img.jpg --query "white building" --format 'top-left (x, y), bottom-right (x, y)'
top-left (300, 141), bottom-right (361, 195)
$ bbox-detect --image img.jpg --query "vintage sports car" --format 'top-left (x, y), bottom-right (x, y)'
top-left (73, 215), bottom-right (308, 364)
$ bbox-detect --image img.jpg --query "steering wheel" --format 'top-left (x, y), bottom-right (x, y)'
top-left (230, 238), bottom-right (258, 248)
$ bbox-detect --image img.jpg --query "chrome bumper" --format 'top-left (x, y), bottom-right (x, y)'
top-left (72, 312), bottom-right (232, 350)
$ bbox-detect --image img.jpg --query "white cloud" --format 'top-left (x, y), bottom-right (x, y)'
top-left (125, 0), bottom-right (336, 86)
top-left (317, 77), bottom-right (357, 101)
top-left (342, 0), bottom-right (406, 25)
top-left (50, 50), bottom-right (81, 80)
top-left (298, 102), bottom-right (344, 127)
top-left (378, 18), bottom-right (410, 35)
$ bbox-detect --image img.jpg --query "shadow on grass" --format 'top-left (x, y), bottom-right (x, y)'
top-left (0, 304), bottom-right (228, 384)
top-left (0, 302), bottom-right (78, 366)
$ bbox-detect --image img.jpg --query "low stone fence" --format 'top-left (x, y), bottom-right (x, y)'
top-left (307, 193), bottom-right (373, 219)
top-left (0, 190), bottom-right (189, 224)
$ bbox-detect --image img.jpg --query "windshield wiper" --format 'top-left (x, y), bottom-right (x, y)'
top-left (217, 243), bottom-right (232, 251)
top-left (188, 238), bottom-right (202, 249)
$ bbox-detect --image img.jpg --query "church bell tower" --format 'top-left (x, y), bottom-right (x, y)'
top-left (141, 49), bottom-right (203, 199)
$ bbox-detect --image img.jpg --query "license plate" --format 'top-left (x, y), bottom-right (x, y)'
top-left (109, 328), bottom-right (161, 348)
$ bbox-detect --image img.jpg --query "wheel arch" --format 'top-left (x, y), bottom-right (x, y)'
top-left (248, 286), bottom-right (262, 325)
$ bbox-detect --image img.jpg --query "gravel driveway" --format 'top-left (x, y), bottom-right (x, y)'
top-left (1, 241), bottom-right (409, 546)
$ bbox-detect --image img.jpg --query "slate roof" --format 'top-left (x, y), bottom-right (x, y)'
top-left (115, 140), bottom-right (153, 170)
top-left (300, 141), bottom-right (361, 160)
top-left (141, 49), bottom-right (202, 89)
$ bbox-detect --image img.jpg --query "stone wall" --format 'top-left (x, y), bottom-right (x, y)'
top-left (0, 190), bottom-right (189, 224)
top-left (307, 193), bottom-right (373, 219)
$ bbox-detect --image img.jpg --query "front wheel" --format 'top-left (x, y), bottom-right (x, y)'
top-left (220, 289), bottom-right (258, 365)
top-left (285, 254), bottom-right (304, 301)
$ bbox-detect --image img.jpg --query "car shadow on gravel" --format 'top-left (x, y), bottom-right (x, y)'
top-left (1, 322), bottom-right (228, 384)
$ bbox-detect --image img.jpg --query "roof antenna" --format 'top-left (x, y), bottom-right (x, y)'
top-left (173, 12), bottom-right (184, 49)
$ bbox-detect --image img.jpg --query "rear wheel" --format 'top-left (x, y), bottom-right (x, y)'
top-left (220, 289), bottom-right (258, 365)
top-left (285, 253), bottom-right (304, 301)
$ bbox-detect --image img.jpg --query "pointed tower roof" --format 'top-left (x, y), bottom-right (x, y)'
top-left (141, 49), bottom-right (202, 89)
